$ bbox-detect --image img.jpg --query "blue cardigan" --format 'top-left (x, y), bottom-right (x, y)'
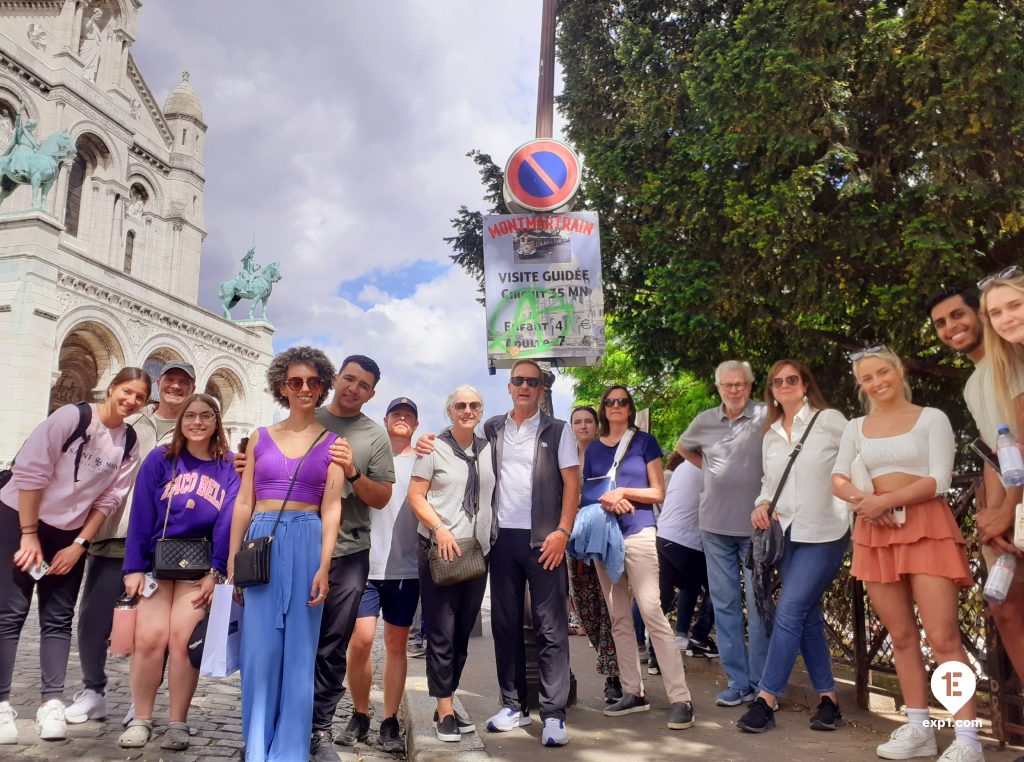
top-left (567, 503), bottom-right (625, 582)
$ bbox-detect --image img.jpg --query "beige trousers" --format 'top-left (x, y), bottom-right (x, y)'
top-left (595, 526), bottom-right (691, 704)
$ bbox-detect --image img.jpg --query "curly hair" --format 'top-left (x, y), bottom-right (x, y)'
top-left (266, 346), bottom-right (336, 408)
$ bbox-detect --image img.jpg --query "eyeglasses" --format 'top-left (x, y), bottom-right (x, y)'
top-left (978, 266), bottom-right (1024, 291)
top-left (718, 382), bottom-right (749, 391)
top-left (770, 375), bottom-right (801, 389)
top-left (510, 376), bottom-right (541, 388)
top-left (848, 344), bottom-right (888, 362)
top-left (285, 377), bottom-right (324, 392)
top-left (453, 401), bottom-right (482, 413)
top-left (604, 398), bottom-right (630, 408)
top-left (182, 411), bottom-right (215, 422)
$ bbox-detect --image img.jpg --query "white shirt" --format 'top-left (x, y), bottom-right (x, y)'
top-left (757, 404), bottom-right (850, 543)
top-left (965, 355), bottom-right (1023, 447)
top-left (657, 460), bottom-right (703, 549)
top-left (496, 411), bottom-right (578, 529)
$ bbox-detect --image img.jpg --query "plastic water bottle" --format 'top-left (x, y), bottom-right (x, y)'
top-left (984, 554), bottom-right (1017, 604)
top-left (996, 425), bottom-right (1024, 486)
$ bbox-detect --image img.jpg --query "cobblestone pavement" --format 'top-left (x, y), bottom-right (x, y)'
top-left (4, 596), bottom-right (403, 762)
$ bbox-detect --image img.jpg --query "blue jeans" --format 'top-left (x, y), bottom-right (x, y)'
top-left (759, 532), bottom-right (849, 697)
top-left (701, 531), bottom-right (769, 693)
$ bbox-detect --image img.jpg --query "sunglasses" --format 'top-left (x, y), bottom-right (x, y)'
top-left (510, 376), bottom-right (541, 388)
top-left (182, 411), bottom-right (216, 422)
top-left (285, 376), bottom-right (324, 392)
top-left (604, 398), bottom-right (631, 408)
top-left (770, 375), bottom-right (801, 389)
top-left (978, 265), bottom-right (1024, 291)
top-left (718, 382), bottom-right (748, 391)
top-left (453, 401), bottom-right (482, 413)
top-left (848, 344), bottom-right (888, 363)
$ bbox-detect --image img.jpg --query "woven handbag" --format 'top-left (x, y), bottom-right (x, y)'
top-left (153, 457), bottom-right (211, 581)
top-left (233, 430), bottom-right (327, 589)
top-left (427, 535), bottom-right (486, 587)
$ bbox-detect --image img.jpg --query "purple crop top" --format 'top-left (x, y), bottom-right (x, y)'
top-left (252, 427), bottom-right (338, 506)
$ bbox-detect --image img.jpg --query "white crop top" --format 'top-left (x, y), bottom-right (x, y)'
top-left (832, 407), bottom-right (954, 495)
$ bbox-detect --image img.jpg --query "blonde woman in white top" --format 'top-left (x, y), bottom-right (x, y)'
top-left (831, 347), bottom-right (977, 762)
top-left (738, 360), bottom-right (849, 735)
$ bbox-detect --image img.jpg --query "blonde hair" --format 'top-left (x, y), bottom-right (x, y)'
top-left (851, 348), bottom-right (912, 413)
top-left (981, 276), bottom-right (1024, 424)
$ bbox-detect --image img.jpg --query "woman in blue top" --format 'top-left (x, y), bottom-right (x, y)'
top-left (119, 393), bottom-right (239, 751)
top-left (585, 386), bottom-right (694, 731)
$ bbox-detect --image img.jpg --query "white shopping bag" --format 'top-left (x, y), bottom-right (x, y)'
top-left (200, 583), bottom-right (242, 678)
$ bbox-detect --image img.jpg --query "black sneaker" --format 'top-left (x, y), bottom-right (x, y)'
top-left (687, 638), bottom-right (719, 658)
top-left (603, 676), bottom-right (623, 704)
top-left (378, 715), bottom-right (403, 753)
top-left (436, 713), bottom-right (460, 743)
top-left (667, 701), bottom-right (695, 730)
top-left (737, 697), bottom-right (776, 733)
top-left (310, 730), bottom-right (339, 761)
top-left (433, 709), bottom-right (476, 734)
top-left (809, 696), bottom-right (844, 731)
top-left (603, 693), bottom-right (650, 717)
top-left (648, 649), bottom-right (660, 675)
top-left (338, 712), bottom-right (370, 746)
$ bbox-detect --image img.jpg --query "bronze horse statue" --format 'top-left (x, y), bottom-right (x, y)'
top-left (218, 261), bottom-right (282, 320)
top-left (0, 130), bottom-right (77, 210)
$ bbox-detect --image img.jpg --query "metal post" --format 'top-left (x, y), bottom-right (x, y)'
top-left (535, 0), bottom-right (556, 139)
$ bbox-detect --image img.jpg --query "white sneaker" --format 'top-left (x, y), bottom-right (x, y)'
top-left (0, 701), bottom-right (17, 744)
top-left (486, 707), bottom-right (532, 732)
top-left (876, 723), bottom-right (937, 759)
top-left (937, 741), bottom-right (985, 762)
top-left (64, 689), bottom-right (107, 724)
top-left (541, 718), bottom-right (569, 747)
top-left (122, 703), bottom-right (135, 726)
top-left (675, 634), bottom-right (689, 651)
top-left (35, 700), bottom-right (66, 741)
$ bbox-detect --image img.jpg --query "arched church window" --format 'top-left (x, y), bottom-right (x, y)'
top-left (64, 154), bottom-right (87, 237)
top-left (124, 231), bottom-right (135, 274)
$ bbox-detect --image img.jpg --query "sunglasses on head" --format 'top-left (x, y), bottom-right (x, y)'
top-left (285, 376), bottom-right (324, 392)
top-left (770, 375), bottom-right (801, 389)
top-left (978, 265), bottom-right (1024, 291)
top-left (453, 401), bottom-right (482, 413)
top-left (848, 344), bottom-right (889, 363)
top-left (604, 397), bottom-right (630, 408)
top-left (510, 376), bottom-right (541, 388)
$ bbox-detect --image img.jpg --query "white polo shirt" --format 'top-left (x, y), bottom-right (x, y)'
top-left (496, 410), bottom-right (578, 529)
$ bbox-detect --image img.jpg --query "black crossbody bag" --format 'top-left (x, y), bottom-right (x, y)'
top-left (153, 457), bottom-right (212, 581)
top-left (233, 430), bottom-right (327, 589)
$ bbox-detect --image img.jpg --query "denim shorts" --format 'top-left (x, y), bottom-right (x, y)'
top-left (357, 578), bottom-right (420, 627)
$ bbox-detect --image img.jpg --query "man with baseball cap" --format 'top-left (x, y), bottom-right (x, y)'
top-left (340, 397), bottom-right (423, 752)
top-left (66, 360), bottom-right (196, 725)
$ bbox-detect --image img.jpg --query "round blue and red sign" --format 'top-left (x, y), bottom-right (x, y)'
top-left (503, 138), bottom-right (582, 214)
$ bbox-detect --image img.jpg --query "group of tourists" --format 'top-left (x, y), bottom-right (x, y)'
top-left (2, 269), bottom-right (1024, 761)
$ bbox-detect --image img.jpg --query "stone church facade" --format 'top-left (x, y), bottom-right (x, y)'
top-left (0, 0), bottom-right (275, 463)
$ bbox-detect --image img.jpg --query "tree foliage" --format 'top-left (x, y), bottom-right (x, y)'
top-left (555, 0), bottom-right (1024, 420)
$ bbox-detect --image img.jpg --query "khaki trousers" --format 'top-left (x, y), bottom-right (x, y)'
top-left (595, 526), bottom-right (691, 704)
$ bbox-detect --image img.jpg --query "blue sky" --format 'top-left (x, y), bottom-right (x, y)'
top-left (132, 1), bottom-right (575, 433)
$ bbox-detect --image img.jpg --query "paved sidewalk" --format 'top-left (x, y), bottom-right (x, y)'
top-left (3, 595), bottom-right (404, 761)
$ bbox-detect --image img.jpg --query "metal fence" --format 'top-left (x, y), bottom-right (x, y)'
top-left (821, 473), bottom-right (1024, 745)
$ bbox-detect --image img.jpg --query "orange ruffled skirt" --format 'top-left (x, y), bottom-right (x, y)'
top-left (851, 495), bottom-right (972, 588)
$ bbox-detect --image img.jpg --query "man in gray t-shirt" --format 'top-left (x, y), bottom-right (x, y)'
top-left (676, 360), bottom-right (768, 707)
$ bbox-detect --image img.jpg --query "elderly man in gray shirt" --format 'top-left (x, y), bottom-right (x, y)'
top-left (676, 360), bottom-right (768, 707)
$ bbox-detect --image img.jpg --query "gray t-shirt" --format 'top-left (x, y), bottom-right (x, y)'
top-left (316, 408), bottom-right (396, 557)
top-left (412, 436), bottom-right (495, 556)
top-left (368, 453), bottom-right (419, 580)
top-left (677, 401), bottom-right (766, 537)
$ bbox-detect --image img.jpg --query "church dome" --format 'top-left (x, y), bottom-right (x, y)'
top-left (163, 71), bottom-right (203, 120)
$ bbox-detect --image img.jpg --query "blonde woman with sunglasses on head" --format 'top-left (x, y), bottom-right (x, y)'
top-left (831, 347), bottom-right (978, 762)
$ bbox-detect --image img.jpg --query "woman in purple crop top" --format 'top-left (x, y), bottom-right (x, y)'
top-left (227, 347), bottom-right (343, 762)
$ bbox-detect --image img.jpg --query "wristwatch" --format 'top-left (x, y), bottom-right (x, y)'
top-left (347, 468), bottom-right (362, 484)
top-left (73, 537), bottom-right (91, 550)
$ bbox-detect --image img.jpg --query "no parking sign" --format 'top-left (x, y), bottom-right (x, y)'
top-left (503, 138), bottom-right (582, 214)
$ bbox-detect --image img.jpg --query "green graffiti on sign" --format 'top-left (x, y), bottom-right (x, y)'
top-left (488, 289), bottom-right (576, 357)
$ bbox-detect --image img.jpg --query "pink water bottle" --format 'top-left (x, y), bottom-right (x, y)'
top-left (109, 594), bottom-right (137, 657)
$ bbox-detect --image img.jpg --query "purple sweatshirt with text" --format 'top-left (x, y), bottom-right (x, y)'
top-left (123, 446), bottom-right (239, 575)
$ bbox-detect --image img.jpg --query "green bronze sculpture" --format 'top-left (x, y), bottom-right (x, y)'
top-left (218, 248), bottom-right (281, 321)
top-left (0, 107), bottom-right (77, 210)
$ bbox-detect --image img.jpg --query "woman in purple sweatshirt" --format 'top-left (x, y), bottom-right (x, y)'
top-left (118, 393), bottom-right (239, 752)
top-left (0, 367), bottom-right (150, 746)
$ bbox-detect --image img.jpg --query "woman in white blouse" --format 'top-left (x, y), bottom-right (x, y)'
top-left (737, 360), bottom-right (849, 735)
top-left (831, 347), bottom-right (978, 762)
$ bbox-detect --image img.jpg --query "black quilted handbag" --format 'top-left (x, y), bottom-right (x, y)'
top-left (152, 457), bottom-right (211, 581)
top-left (233, 431), bottom-right (327, 589)
top-left (427, 535), bottom-right (487, 587)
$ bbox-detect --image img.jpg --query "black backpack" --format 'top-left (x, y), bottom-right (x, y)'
top-left (0, 402), bottom-right (138, 489)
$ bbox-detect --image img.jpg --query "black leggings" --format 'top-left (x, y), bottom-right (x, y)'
top-left (0, 504), bottom-right (87, 701)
